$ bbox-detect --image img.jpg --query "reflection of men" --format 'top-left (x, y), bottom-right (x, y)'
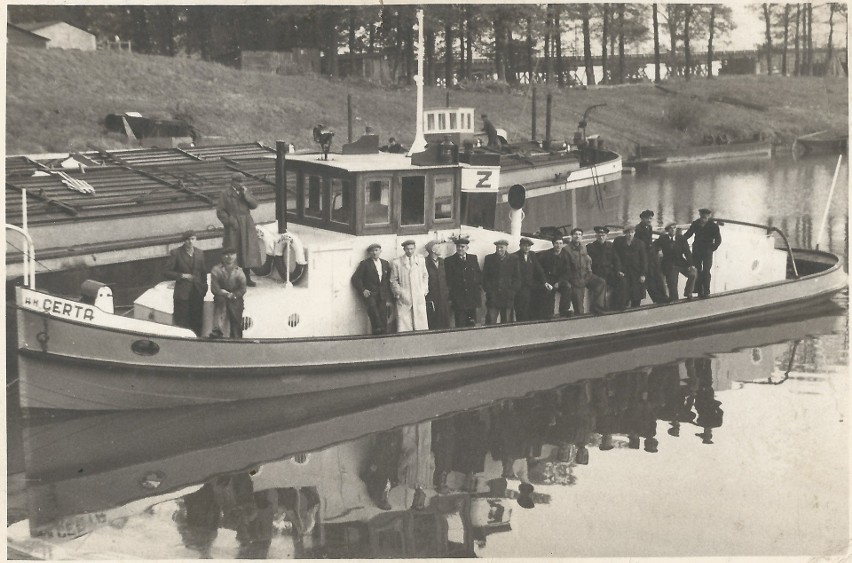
top-left (210, 247), bottom-right (247, 338)
top-left (482, 239), bottom-right (521, 324)
top-left (514, 238), bottom-right (545, 321)
top-left (164, 230), bottom-right (207, 336)
top-left (444, 237), bottom-right (482, 327)
top-left (216, 172), bottom-right (262, 287)
top-left (538, 235), bottom-right (572, 318)
top-left (351, 243), bottom-right (393, 335)
top-left (564, 228), bottom-right (606, 315)
top-left (424, 240), bottom-right (451, 329)
top-left (613, 225), bottom-right (647, 308)
top-left (586, 226), bottom-right (623, 310)
top-left (684, 208), bottom-right (722, 298)
top-left (656, 223), bottom-right (697, 301)
top-left (481, 114), bottom-right (499, 147)
top-left (391, 240), bottom-right (429, 332)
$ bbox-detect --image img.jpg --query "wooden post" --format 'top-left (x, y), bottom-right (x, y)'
top-left (531, 86), bottom-right (537, 141)
top-left (347, 94), bottom-right (353, 143)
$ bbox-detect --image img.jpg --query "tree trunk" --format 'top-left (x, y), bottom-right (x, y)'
top-left (683, 5), bottom-right (692, 80)
top-left (617, 4), bottom-right (625, 84)
top-left (601, 4), bottom-right (609, 84)
top-left (458, 16), bottom-right (465, 81)
top-left (762, 3), bottom-right (773, 76)
top-left (706, 6), bottom-right (715, 78)
top-left (348, 8), bottom-right (357, 55)
top-left (444, 19), bottom-right (454, 87)
top-left (369, 22), bottom-right (375, 53)
top-left (465, 6), bottom-right (473, 81)
top-left (555, 6), bottom-right (564, 86)
top-left (794, 4), bottom-right (800, 75)
top-left (827, 3), bottom-right (835, 74)
top-left (807, 3), bottom-right (813, 75)
top-left (652, 3), bottom-right (661, 83)
top-left (425, 27), bottom-right (435, 86)
top-left (781, 4), bottom-right (790, 76)
top-left (527, 18), bottom-right (535, 84)
top-left (583, 5), bottom-right (595, 85)
top-left (494, 16), bottom-right (505, 81)
top-left (506, 25), bottom-right (518, 84)
top-left (130, 6), bottom-right (152, 54)
top-left (667, 5), bottom-right (679, 77)
top-left (544, 5), bottom-right (552, 84)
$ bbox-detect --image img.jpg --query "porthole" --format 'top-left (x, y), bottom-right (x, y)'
top-left (132, 340), bottom-right (160, 356)
top-left (242, 316), bottom-right (254, 331)
top-left (288, 313), bottom-right (300, 328)
top-left (293, 453), bottom-right (309, 464)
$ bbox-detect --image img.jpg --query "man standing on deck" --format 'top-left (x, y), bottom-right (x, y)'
top-left (352, 243), bottom-right (393, 335)
top-left (538, 235), bottom-right (572, 318)
top-left (613, 225), bottom-right (647, 308)
top-left (564, 228), bottom-right (606, 315)
top-left (444, 237), bottom-right (482, 327)
top-left (481, 114), bottom-right (500, 148)
top-left (656, 223), bottom-right (697, 301)
top-left (391, 240), bottom-right (430, 331)
top-left (217, 172), bottom-right (262, 287)
top-left (482, 239), bottom-right (521, 324)
top-left (424, 240), bottom-right (451, 330)
top-left (514, 238), bottom-right (546, 321)
top-left (635, 209), bottom-right (668, 303)
top-left (684, 208), bottom-right (722, 297)
top-left (210, 247), bottom-right (247, 338)
top-left (164, 230), bottom-right (207, 336)
top-left (586, 226), bottom-right (624, 310)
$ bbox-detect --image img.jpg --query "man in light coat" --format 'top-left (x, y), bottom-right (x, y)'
top-left (217, 172), bottom-right (262, 287)
top-left (391, 240), bottom-right (429, 332)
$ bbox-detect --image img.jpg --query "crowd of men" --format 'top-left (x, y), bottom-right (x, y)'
top-left (352, 208), bottom-right (722, 334)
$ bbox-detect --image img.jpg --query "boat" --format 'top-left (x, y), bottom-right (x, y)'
top-left (626, 139), bottom-right (773, 170)
top-left (9, 10), bottom-right (848, 413)
top-left (793, 130), bottom-right (849, 156)
top-left (8, 303), bottom-right (845, 558)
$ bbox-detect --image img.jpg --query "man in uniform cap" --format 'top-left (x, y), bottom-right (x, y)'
top-left (635, 209), bottom-right (667, 303)
top-left (538, 234), bottom-right (572, 317)
top-left (217, 171), bottom-right (262, 287)
top-left (444, 237), bottom-right (482, 327)
top-left (351, 243), bottom-right (393, 334)
top-left (655, 222), bottom-right (697, 301)
top-left (483, 239), bottom-right (521, 324)
top-left (424, 240), bottom-right (451, 329)
top-left (586, 226), bottom-right (624, 310)
top-left (210, 246), bottom-right (247, 338)
top-left (164, 230), bottom-right (207, 336)
top-left (513, 238), bottom-right (546, 321)
top-left (390, 240), bottom-right (429, 331)
top-left (612, 225), bottom-right (647, 308)
top-left (684, 208), bottom-right (722, 297)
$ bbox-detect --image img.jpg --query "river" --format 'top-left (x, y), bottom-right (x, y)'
top-left (6, 153), bottom-right (848, 559)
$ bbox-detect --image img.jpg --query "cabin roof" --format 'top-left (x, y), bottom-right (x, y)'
top-left (287, 152), bottom-right (456, 173)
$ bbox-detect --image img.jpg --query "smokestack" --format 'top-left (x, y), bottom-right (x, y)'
top-left (276, 141), bottom-right (288, 233)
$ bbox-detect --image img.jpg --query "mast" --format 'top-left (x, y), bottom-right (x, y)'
top-left (407, 8), bottom-right (427, 155)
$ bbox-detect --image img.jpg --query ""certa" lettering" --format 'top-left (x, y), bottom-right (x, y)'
top-left (42, 298), bottom-right (95, 321)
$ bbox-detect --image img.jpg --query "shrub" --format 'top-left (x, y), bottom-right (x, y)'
top-left (665, 97), bottom-right (702, 132)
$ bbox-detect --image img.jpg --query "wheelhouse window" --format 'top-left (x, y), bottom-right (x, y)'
top-left (330, 178), bottom-right (353, 224)
top-left (303, 174), bottom-right (324, 218)
top-left (438, 113), bottom-right (446, 131)
top-left (426, 113), bottom-right (435, 133)
top-left (401, 176), bottom-right (426, 226)
top-left (365, 178), bottom-right (391, 225)
top-left (449, 113), bottom-right (457, 130)
top-left (285, 170), bottom-right (298, 215)
top-left (433, 175), bottom-right (453, 221)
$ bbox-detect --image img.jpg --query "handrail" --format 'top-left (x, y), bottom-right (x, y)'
top-left (715, 218), bottom-right (799, 279)
top-left (6, 224), bottom-right (35, 289)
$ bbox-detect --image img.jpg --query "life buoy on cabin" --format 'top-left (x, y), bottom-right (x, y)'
top-left (253, 225), bottom-right (308, 284)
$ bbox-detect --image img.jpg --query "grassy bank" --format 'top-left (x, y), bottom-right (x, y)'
top-left (6, 46), bottom-right (848, 157)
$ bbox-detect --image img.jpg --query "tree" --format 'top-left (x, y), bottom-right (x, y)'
top-left (794, 3), bottom-right (801, 75)
top-left (663, 4), bottom-right (683, 78)
top-left (781, 4), bottom-right (790, 76)
top-left (762, 3), bottom-right (773, 75)
top-left (706, 5), bottom-right (715, 79)
top-left (617, 3), bottom-right (625, 84)
top-left (806, 3), bottom-right (813, 75)
top-left (683, 5), bottom-right (693, 80)
top-left (601, 4), bottom-right (610, 84)
top-left (652, 3), bottom-right (661, 83)
top-left (582, 4), bottom-right (595, 85)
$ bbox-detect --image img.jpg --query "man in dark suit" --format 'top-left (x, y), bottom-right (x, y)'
top-left (444, 237), bottom-right (482, 327)
top-left (424, 240), bottom-right (451, 329)
top-left (482, 239), bottom-right (521, 324)
top-left (164, 230), bottom-right (207, 336)
top-left (513, 238), bottom-right (546, 321)
top-left (351, 243), bottom-right (393, 334)
top-left (612, 225), bottom-right (647, 308)
top-left (684, 208), bottom-right (722, 297)
top-left (538, 235), bottom-right (572, 318)
top-left (655, 223), bottom-right (697, 301)
top-left (635, 209), bottom-right (667, 303)
top-left (586, 226), bottom-right (624, 310)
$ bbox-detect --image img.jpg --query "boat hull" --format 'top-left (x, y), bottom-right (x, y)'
top-left (15, 249), bottom-right (847, 411)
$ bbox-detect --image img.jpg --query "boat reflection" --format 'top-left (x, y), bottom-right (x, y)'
top-left (8, 301), bottom-right (846, 559)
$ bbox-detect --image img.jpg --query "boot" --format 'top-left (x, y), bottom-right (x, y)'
top-left (244, 268), bottom-right (256, 287)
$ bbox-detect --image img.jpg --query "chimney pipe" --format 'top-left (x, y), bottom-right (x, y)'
top-left (276, 141), bottom-right (288, 233)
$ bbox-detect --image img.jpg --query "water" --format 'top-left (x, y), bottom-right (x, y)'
top-left (6, 154), bottom-right (849, 559)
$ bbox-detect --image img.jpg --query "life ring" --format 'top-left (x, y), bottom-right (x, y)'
top-left (273, 232), bottom-right (307, 284)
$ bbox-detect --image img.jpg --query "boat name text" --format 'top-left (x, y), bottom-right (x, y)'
top-left (22, 291), bottom-right (96, 321)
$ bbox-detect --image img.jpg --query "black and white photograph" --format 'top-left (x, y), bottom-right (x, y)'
top-left (5, 1), bottom-right (849, 559)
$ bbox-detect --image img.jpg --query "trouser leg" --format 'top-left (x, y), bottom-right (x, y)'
top-left (665, 268), bottom-right (680, 302)
top-left (173, 298), bottom-right (191, 330)
top-left (588, 276), bottom-right (606, 313)
top-left (570, 285), bottom-right (586, 316)
top-left (558, 285), bottom-right (573, 316)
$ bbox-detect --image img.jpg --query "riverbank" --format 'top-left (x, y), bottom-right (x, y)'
top-left (6, 46), bottom-right (848, 157)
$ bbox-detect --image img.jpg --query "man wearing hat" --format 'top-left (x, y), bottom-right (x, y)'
top-left (684, 208), bottom-right (722, 297)
top-left (564, 228), bottom-right (606, 315)
top-left (351, 243), bottom-right (393, 335)
top-left (390, 240), bottom-right (429, 331)
top-left (210, 246), bottom-right (247, 338)
top-left (217, 172), bottom-right (262, 287)
top-left (655, 223), bottom-right (697, 301)
top-left (538, 234), bottom-right (572, 318)
top-left (444, 237), bottom-right (482, 327)
top-left (513, 238), bottom-right (546, 321)
top-left (424, 241), bottom-right (451, 329)
top-left (635, 209), bottom-right (668, 303)
top-left (612, 225), bottom-right (647, 308)
top-left (586, 226), bottom-right (624, 310)
top-left (164, 230), bottom-right (207, 336)
top-left (482, 239), bottom-right (521, 324)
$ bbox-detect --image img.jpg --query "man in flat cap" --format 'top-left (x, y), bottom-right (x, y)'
top-left (586, 226), bottom-right (624, 310)
top-left (514, 238), bottom-right (546, 321)
top-left (217, 171), bottom-right (262, 287)
top-left (164, 230), bottom-right (207, 336)
top-left (684, 208), bottom-right (722, 297)
top-left (655, 223), bottom-right (697, 301)
top-left (444, 237), bottom-right (482, 327)
top-left (564, 228), bottom-right (606, 315)
top-left (391, 240), bottom-right (429, 331)
top-left (612, 225), bottom-right (647, 308)
top-left (352, 243), bottom-right (393, 335)
top-left (538, 234), bottom-right (572, 318)
top-left (635, 209), bottom-right (667, 304)
top-left (210, 246), bottom-right (247, 338)
top-left (483, 239), bottom-right (521, 324)
top-left (424, 240), bottom-right (451, 329)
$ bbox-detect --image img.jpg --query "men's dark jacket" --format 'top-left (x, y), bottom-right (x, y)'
top-left (164, 247), bottom-right (207, 300)
top-left (635, 222), bottom-right (654, 248)
top-left (655, 234), bottom-right (694, 270)
top-left (445, 253), bottom-right (483, 309)
top-left (586, 240), bottom-right (622, 282)
top-left (685, 219), bottom-right (722, 252)
top-left (538, 249), bottom-right (571, 287)
top-left (513, 250), bottom-right (545, 289)
top-left (351, 258), bottom-right (393, 302)
top-left (483, 252), bottom-right (521, 307)
top-left (613, 237), bottom-right (648, 277)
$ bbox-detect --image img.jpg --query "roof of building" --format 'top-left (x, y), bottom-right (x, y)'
top-left (7, 22), bottom-right (51, 41)
top-left (15, 20), bottom-right (92, 34)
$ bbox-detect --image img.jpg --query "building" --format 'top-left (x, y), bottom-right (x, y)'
top-left (14, 21), bottom-right (96, 51)
top-left (7, 23), bottom-right (49, 49)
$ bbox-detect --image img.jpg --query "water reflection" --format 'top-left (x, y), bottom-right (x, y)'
top-left (8, 302), bottom-right (847, 559)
